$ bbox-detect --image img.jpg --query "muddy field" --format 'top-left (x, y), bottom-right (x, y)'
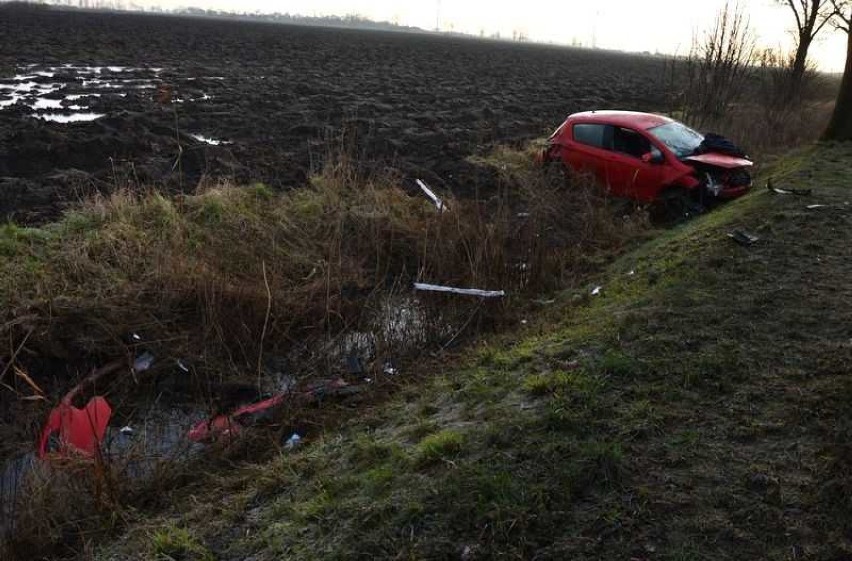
top-left (0, 5), bottom-right (670, 222)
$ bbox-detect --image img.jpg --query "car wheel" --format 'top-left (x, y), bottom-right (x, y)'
top-left (651, 187), bottom-right (702, 224)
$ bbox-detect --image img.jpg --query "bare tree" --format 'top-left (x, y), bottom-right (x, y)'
top-left (823, 1), bottom-right (852, 140)
top-left (779, 1), bottom-right (839, 94)
top-left (676, 2), bottom-right (755, 127)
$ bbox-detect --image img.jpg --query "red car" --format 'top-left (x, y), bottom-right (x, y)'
top-left (544, 111), bottom-right (753, 212)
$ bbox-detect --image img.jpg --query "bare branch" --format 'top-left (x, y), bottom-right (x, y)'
top-left (830, 0), bottom-right (852, 32)
top-left (780, 0), bottom-right (839, 38)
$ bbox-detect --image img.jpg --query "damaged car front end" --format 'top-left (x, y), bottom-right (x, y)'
top-left (648, 121), bottom-right (754, 203)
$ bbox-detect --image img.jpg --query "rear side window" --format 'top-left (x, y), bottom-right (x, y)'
top-left (573, 124), bottom-right (607, 148)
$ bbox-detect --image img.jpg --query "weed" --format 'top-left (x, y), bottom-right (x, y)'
top-left (150, 525), bottom-right (214, 561)
top-left (596, 349), bottom-right (640, 378)
top-left (416, 429), bottom-right (465, 466)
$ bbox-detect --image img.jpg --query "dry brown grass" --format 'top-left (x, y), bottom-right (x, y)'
top-left (0, 141), bottom-right (644, 377)
top-left (0, 140), bottom-right (647, 559)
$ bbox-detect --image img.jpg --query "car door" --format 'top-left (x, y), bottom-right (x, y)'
top-left (564, 122), bottom-right (611, 183)
top-left (602, 126), bottom-right (664, 201)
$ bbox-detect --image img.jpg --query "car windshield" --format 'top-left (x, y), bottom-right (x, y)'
top-left (648, 122), bottom-right (704, 158)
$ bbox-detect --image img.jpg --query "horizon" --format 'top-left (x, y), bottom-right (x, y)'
top-left (6, 0), bottom-right (850, 72)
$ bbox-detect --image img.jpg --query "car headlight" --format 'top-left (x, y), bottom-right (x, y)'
top-left (705, 173), bottom-right (723, 197)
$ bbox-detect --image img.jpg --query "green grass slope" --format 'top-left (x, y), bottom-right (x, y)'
top-left (97, 144), bottom-right (852, 561)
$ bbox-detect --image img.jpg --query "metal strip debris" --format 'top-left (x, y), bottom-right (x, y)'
top-left (413, 282), bottom-right (505, 298)
top-left (766, 179), bottom-right (812, 196)
top-left (415, 179), bottom-right (447, 212)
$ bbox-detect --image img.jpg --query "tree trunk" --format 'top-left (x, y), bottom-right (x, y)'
top-left (790, 34), bottom-right (811, 95)
top-left (823, 29), bottom-right (852, 141)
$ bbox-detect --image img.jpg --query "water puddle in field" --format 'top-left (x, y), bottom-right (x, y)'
top-left (0, 63), bottom-right (169, 123)
top-left (0, 94), bottom-right (23, 108)
top-left (0, 63), bottom-right (220, 127)
top-left (33, 113), bottom-right (105, 123)
top-left (64, 93), bottom-right (100, 101)
top-left (31, 98), bottom-right (64, 110)
top-left (189, 133), bottom-right (230, 146)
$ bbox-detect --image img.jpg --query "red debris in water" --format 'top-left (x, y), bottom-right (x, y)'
top-left (36, 360), bottom-right (122, 460)
top-left (37, 397), bottom-right (112, 459)
top-left (188, 394), bottom-right (287, 443)
top-left (188, 377), bottom-right (354, 444)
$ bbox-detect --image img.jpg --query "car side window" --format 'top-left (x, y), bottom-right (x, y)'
top-left (573, 124), bottom-right (607, 149)
top-left (612, 127), bottom-right (654, 159)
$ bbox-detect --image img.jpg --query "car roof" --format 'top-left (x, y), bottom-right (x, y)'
top-left (567, 110), bottom-right (674, 130)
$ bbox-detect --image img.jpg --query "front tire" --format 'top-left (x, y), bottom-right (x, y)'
top-left (651, 187), bottom-right (703, 224)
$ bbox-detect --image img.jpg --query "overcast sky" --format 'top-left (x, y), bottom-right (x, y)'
top-left (147, 0), bottom-right (849, 71)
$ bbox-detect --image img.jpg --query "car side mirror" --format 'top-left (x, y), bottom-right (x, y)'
top-left (642, 152), bottom-right (664, 164)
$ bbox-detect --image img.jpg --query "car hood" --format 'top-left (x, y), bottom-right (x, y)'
top-left (684, 153), bottom-right (753, 169)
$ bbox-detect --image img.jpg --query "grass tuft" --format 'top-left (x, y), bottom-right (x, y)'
top-left (416, 429), bottom-right (465, 465)
top-left (150, 524), bottom-right (215, 561)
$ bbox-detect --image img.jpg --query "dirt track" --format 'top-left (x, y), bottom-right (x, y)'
top-left (0, 5), bottom-right (669, 222)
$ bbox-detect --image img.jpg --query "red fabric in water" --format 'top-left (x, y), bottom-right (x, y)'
top-left (37, 397), bottom-right (112, 458)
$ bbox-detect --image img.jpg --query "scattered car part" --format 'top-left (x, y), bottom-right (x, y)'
top-left (37, 397), bottom-right (112, 458)
top-left (415, 179), bottom-right (447, 212)
top-left (188, 393), bottom-right (288, 443)
top-left (36, 358), bottom-right (127, 459)
top-left (382, 359), bottom-right (398, 376)
top-left (766, 179), bottom-right (811, 196)
top-left (188, 378), bottom-right (355, 443)
top-left (728, 230), bottom-right (759, 246)
top-left (413, 282), bottom-right (505, 298)
top-left (283, 433), bottom-right (302, 450)
top-left (132, 351), bottom-right (155, 373)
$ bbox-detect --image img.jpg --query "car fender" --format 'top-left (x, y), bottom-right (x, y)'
top-left (664, 169), bottom-right (701, 191)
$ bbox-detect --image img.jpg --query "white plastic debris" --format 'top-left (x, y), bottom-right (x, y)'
top-left (415, 179), bottom-right (447, 212)
top-left (176, 360), bottom-right (190, 372)
top-left (119, 426), bottom-right (134, 435)
top-left (131, 333), bottom-right (142, 341)
top-left (591, 286), bottom-right (602, 296)
top-left (382, 360), bottom-right (398, 376)
top-left (284, 433), bottom-right (302, 450)
top-left (133, 351), bottom-right (155, 373)
top-left (806, 204), bottom-right (827, 209)
top-left (413, 282), bottom-right (505, 298)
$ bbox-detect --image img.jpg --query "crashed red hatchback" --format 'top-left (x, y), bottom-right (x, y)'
top-left (544, 110), bottom-right (753, 209)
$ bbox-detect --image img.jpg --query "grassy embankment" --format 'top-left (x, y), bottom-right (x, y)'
top-left (84, 142), bottom-right (852, 560)
top-left (0, 146), bottom-right (645, 559)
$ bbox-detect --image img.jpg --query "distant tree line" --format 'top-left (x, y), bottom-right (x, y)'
top-left (0, 0), bottom-right (424, 33)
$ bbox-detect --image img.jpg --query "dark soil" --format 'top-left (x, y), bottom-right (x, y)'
top-left (0, 4), bottom-right (669, 222)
